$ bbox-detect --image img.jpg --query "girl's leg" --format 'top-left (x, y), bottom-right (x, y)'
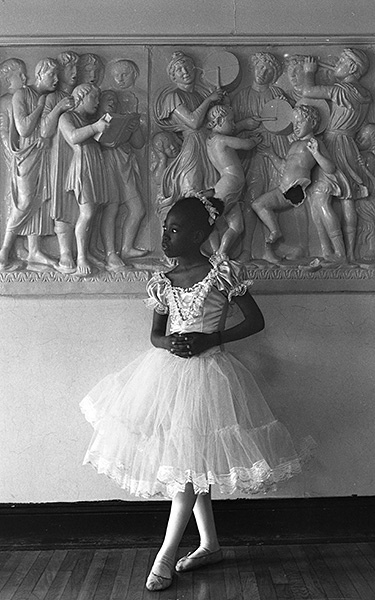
top-left (75, 203), bottom-right (96, 275)
top-left (218, 204), bottom-right (244, 256)
top-left (175, 488), bottom-right (222, 572)
top-left (192, 489), bottom-right (220, 553)
top-left (146, 483), bottom-right (196, 591)
top-left (100, 203), bottom-right (125, 269)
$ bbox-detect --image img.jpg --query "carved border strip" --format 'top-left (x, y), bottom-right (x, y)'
top-left (0, 35), bottom-right (374, 46)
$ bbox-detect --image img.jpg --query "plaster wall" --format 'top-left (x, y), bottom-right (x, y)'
top-left (1, 0), bottom-right (375, 503)
top-left (1, 292), bottom-right (375, 503)
top-left (0, 0), bottom-right (373, 37)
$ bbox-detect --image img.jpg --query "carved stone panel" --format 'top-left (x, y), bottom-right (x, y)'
top-left (0, 38), bottom-right (375, 294)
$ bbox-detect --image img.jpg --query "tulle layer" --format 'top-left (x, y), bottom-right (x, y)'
top-left (80, 347), bottom-right (314, 499)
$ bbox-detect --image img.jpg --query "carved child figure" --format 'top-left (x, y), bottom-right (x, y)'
top-left (41, 51), bottom-right (78, 271)
top-left (252, 104), bottom-right (336, 247)
top-left (0, 57), bottom-right (59, 271)
top-left (205, 104), bottom-right (262, 256)
top-left (354, 123), bottom-right (375, 262)
top-left (301, 50), bottom-right (372, 262)
top-left (58, 83), bottom-right (110, 275)
top-left (0, 58), bottom-right (28, 262)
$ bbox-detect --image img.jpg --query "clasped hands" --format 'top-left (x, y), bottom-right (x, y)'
top-left (167, 332), bottom-right (216, 358)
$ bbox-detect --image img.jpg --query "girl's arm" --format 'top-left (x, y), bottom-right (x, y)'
top-left (223, 132), bottom-right (262, 151)
top-left (59, 113), bottom-right (109, 145)
top-left (307, 137), bottom-right (336, 174)
top-left (150, 311), bottom-right (180, 351)
top-left (220, 291), bottom-right (265, 343)
top-left (172, 88), bottom-right (223, 130)
top-left (12, 88), bottom-right (45, 138)
top-left (172, 292), bottom-right (265, 358)
top-left (41, 95), bottom-right (75, 138)
top-left (300, 56), bottom-right (333, 100)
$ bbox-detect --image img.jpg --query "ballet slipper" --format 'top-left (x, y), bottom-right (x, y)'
top-left (145, 571), bottom-right (173, 591)
top-left (175, 547), bottom-right (223, 572)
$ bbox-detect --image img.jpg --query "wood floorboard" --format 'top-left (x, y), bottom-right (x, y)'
top-left (59, 550), bottom-right (95, 600)
top-left (76, 549), bottom-right (108, 600)
top-left (109, 548), bottom-right (137, 600)
top-left (276, 545), bottom-right (312, 600)
top-left (235, 547), bottom-right (261, 600)
top-left (0, 551), bottom-right (40, 600)
top-left (8, 550), bottom-right (54, 600)
top-left (28, 550), bottom-right (68, 600)
top-left (302, 544), bottom-right (344, 599)
top-left (93, 549), bottom-right (123, 600)
top-left (332, 543), bottom-right (375, 599)
top-left (289, 545), bottom-right (330, 600)
top-left (318, 544), bottom-right (361, 599)
top-left (1, 543), bottom-right (375, 599)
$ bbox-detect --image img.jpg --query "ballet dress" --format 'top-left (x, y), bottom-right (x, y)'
top-left (80, 254), bottom-right (314, 499)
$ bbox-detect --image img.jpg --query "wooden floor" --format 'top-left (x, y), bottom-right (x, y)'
top-left (0, 543), bottom-right (375, 600)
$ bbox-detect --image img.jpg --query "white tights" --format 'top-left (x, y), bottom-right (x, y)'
top-left (151, 483), bottom-right (220, 578)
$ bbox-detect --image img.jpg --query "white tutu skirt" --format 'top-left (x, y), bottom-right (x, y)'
top-left (80, 346), bottom-right (314, 499)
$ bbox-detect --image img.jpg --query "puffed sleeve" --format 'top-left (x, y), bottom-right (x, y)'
top-left (144, 272), bottom-right (170, 314)
top-left (210, 254), bottom-right (253, 302)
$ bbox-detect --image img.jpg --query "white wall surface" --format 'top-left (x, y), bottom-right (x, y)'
top-left (1, 292), bottom-right (374, 503)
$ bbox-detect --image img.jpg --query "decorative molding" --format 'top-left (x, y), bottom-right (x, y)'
top-left (1, 263), bottom-right (375, 296)
top-left (0, 34), bottom-right (374, 47)
top-left (0, 497), bottom-right (374, 549)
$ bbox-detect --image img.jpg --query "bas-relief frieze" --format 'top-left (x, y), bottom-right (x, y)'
top-left (1, 41), bottom-right (375, 294)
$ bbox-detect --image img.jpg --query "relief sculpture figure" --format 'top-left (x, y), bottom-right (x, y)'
top-left (77, 53), bottom-right (104, 87)
top-left (232, 52), bottom-right (292, 263)
top-left (58, 83), bottom-right (109, 275)
top-left (150, 130), bottom-right (181, 225)
top-left (154, 51), bottom-right (223, 208)
top-left (41, 51), bottom-right (78, 271)
top-left (205, 104), bottom-right (262, 256)
top-left (106, 59), bottom-right (148, 261)
top-left (0, 58), bottom-right (59, 271)
top-left (301, 49), bottom-right (372, 263)
top-left (354, 124), bottom-right (375, 263)
top-left (0, 58), bottom-right (28, 263)
top-left (252, 104), bottom-right (337, 261)
top-left (96, 89), bottom-right (147, 267)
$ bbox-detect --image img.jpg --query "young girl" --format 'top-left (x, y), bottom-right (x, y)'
top-left (80, 193), bottom-right (312, 592)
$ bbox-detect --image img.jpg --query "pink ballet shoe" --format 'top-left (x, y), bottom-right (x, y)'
top-left (175, 548), bottom-right (223, 572)
top-left (145, 571), bottom-right (173, 591)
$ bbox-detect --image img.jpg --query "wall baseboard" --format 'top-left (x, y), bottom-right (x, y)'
top-left (1, 496), bottom-right (374, 550)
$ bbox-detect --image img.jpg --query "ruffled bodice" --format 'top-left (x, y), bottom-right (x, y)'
top-left (146, 255), bottom-right (252, 334)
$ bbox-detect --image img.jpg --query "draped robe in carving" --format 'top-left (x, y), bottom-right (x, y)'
top-left (9, 86), bottom-right (53, 236)
top-left (232, 85), bottom-right (291, 200)
top-left (154, 87), bottom-right (218, 205)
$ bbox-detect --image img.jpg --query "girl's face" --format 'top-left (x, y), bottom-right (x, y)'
top-left (172, 59), bottom-right (195, 86)
top-left (356, 127), bottom-right (373, 151)
top-left (334, 54), bottom-right (355, 79)
top-left (254, 61), bottom-right (275, 85)
top-left (8, 68), bottom-right (27, 92)
top-left (60, 62), bottom-right (77, 87)
top-left (112, 62), bottom-right (136, 89)
top-left (162, 209), bottom-right (198, 258)
top-left (100, 92), bottom-right (118, 114)
top-left (287, 62), bottom-right (304, 88)
top-left (293, 111), bottom-right (314, 138)
top-left (83, 89), bottom-right (100, 114)
top-left (161, 135), bottom-right (180, 159)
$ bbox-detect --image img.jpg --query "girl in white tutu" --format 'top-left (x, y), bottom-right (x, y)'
top-left (80, 192), bottom-right (313, 592)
